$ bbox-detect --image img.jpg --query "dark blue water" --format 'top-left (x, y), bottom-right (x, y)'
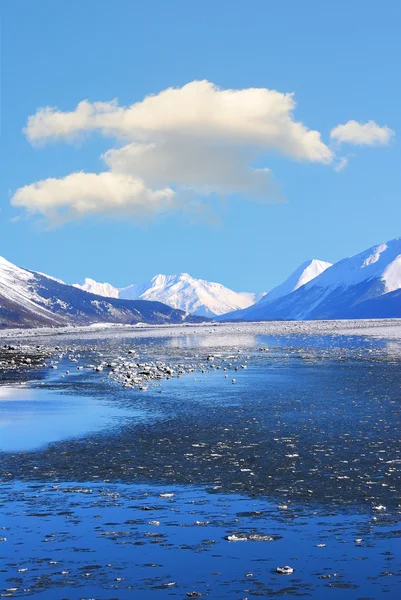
top-left (1, 481), bottom-right (400, 599)
top-left (1, 326), bottom-right (400, 598)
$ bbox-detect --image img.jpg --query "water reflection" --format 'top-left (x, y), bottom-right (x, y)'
top-left (168, 333), bottom-right (257, 348)
top-left (0, 385), bottom-right (145, 452)
top-left (0, 385), bottom-right (35, 400)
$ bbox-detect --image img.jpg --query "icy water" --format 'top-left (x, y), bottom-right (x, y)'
top-left (0, 385), bottom-right (149, 452)
top-left (0, 322), bottom-right (401, 598)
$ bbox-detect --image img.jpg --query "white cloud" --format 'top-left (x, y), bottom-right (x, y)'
top-left (103, 141), bottom-right (281, 198)
top-left (330, 120), bottom-right (395, 146)
top-left (11, 171), bottom-right (176, 227)
top-left (14, 81), bottom-right (393, 226)
top-left (25, 81), bottom-right (333, 163)
top-left (18, 81), bottom-right (333, 224)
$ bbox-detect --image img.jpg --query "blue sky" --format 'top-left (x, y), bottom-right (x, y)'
top-left (1, 0), bottom-right (400, 292)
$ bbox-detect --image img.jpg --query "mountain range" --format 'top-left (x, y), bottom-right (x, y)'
top-left (74, 273), bottom-right (265, 318)
top-left (221, 238), bottom-right (401, 321)
top-left (73, 260), bottom-right (332, 319)
top-left (1, 236), bottom-right (401, 328)
top-left (0, 257), bottom-right (200, 328)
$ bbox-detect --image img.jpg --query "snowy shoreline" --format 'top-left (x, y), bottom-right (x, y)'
top-left (1, 318), bottom-right (401, 341)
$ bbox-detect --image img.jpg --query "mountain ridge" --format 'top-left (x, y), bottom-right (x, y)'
top-left (220, 237), bottom-right (401, 321)
top-left (2, 236), bottom-right (401, 328)
top-left (219, 258), bottom-right (332, 320)
top-left (0, 257), bottom-right (202, 328)
top-left (74, 272), bottom-right (266, 318)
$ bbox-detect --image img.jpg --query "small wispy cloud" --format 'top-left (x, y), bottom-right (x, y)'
top-left (334, 156), bottom-right (349, 172)
top-left (330, 120), bottom-right (395, 146)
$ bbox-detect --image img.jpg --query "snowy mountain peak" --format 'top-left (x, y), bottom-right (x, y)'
top-left (222, 237), bottom-right (401, 321)
top-left (72, 272), bottom-right (264, 317)
top-left (150, 273), bottom-right (197, 287)
top-left (74, 278), bottom-right (120, 298)
top-left (296, 259), bottom-right (334, 289)
top-left (259, 258), bottom-right (333, 304)
top-left (120, 272), bottom-right (265, 317)
top-left (313, 237), bottom-right (401, 293)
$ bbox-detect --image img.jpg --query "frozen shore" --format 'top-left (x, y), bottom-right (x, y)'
top-left (1, 317), bottom-right (401, 342)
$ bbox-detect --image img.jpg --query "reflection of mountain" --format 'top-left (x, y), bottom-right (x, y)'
top-left (383, 341), bottom-right (401, 358)
top-left (168, 333), bottom-right (257, 349)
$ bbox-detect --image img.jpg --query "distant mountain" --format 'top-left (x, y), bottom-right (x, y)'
top-left (221, 238), bottom-right (401, 321)
top-left (0, 257), bottom-right (201, 328)
top-left (220, 259), bottom-right (332, 320)
top-left (74, 278), bottom-right (120, 299)
top-left (75, 273), bottom-right (265, 318)
top-left (258, 259), bottom-right (332, 304)
top-left (4, 236), bottom-right (400, 328)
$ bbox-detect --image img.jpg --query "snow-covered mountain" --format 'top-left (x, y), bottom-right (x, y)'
top-left (0, 256), bottom-right (67, 327)
top-left (4, 236), bottom-right (401, 328)
top-left (75, 273), bottom-right (265, 318)
top-left (221, 238), bottom-right (401, 321)
top-left (0, 257), bottom-right (200, 328)
top-left (220, 259), bottom-right (332, 320)
top-left (258, 259), bottom-right (332, 305)
top-left (75, 278), bottom-right (120, 298)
